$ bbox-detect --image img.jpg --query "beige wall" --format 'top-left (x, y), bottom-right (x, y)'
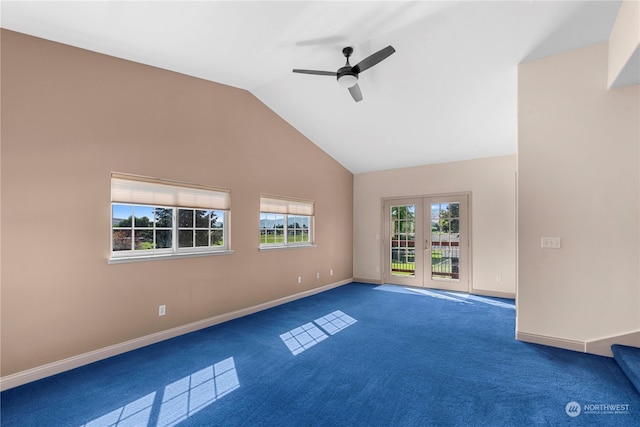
top-left (353, 155), bottom-right (517, 296)
top-left (518, 41), bottom-right (640, 345)
top-left (0, 30), bottom-right (353, 377)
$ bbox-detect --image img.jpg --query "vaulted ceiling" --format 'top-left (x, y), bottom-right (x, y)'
top-left (1, 1), bottom-right (623, 173)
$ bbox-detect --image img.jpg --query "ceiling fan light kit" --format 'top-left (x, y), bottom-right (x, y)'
top-left (293, 45), bottom-right (395, 102)
top-left (337, 73), bottom-right (358, 88)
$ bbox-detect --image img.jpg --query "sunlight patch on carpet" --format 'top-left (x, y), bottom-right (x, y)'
top-left (80, 357), bottom-right (239, 427)
top-left (280, 322), bottom-right (329, 355)
top-left (314, 310), bottom-right (357, 335)
top-left (280, 310), bottom-right (357, 355)
top-left (405, 288), bottom-right (472, 304)
top-left (82, 392), bottom-right (156, 427)
top-left (442, 292), bottom-right (515, 309)
top-left (158, 357), bottom-right (239, 427)
top-left (374, 284), bottom-right (514, 309)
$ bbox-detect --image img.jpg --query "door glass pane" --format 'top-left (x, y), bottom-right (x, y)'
top-left (390, 205), bottom-right (416, 276)
top-left (431, 202), bottom-right (460, 281)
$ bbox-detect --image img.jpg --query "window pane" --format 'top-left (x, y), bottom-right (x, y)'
top-left (265, 232), bottom-right (276, 244)
top-left (156, 230), bottom-right (172, 249)
top-left (179, 209), bottom-right (193, 228)
top-left (155, 208), bottom-right (173, 228)
top-left (135, 230), bottom-right (154, 250)
top-left (113, 229), bottom-right (132, 251)
top-left (179, 230), bottom-right (193, 247)
top-left (260, 213), bottom-right (285, 245)
top-left (260, 213), bottom-right (273, 229)
top-left (113, 205), bottom-right (133, 227)
top-left (211, 210), bottom-right (223, 228)
top-left (195, 230), bottom-right (209, 247)
top-left (134, 206), bottom-right (154, 228)
top-left (289, 215), bottom-right (310, 244)
top-left (195, 210), bottom-right (210, 228)
top-left (211, 229), bottom-right (223, 246)
top-left (260, 212), bottom-right (312, 247)
top-left (269, 232), bottom-right (277, 244)
top-left (299, 216), bottom-right (309, 228)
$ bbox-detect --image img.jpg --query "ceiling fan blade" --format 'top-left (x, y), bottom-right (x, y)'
top-left (349, 83), bottom-right (363, 102)
top-left (352, 45), bottom-right (396, 74)
top-left (292, 69), bottom-right (337, 76)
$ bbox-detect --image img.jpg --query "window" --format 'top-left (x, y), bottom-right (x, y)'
top-left (112, 205), bottom-right (173, 252)
top-left (110, 174), bottom-right (231, 262)
top-left (260, 195), bottom-right (314, 249)
top-left (178, 209), bottom-right (224, 249)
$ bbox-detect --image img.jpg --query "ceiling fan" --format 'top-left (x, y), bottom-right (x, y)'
top-left (293, 45), bottom-right (396, 102)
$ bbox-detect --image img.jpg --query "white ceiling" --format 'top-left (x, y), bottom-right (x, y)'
top-left (1, 1), bottom-right (623, 173)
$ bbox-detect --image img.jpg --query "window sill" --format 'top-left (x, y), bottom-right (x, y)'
top-left (259, 244), bottom-right (316, 252)
top-left (108, 250), bottom-right (234, 264)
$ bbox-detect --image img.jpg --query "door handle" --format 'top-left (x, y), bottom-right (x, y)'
top-left (425, 239), bottom-right (430, 251)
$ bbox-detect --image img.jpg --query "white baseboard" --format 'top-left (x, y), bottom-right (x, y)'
top-left (352, 278), bottom-right (383, 285)
top-left (0, 279), bottom-right (352, 391)
top-left (585, 331), bottom-right (640, 357)
top-left (517, 330), bottom-right (640, 357)
top-left (470, 288), bottom-right (515, 299)
top-left (516, 331), bottom-right (586, 353)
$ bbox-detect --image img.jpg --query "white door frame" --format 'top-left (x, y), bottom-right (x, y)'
top-left (382, 192), bottom-right (472, 292)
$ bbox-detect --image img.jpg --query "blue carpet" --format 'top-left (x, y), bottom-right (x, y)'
top-left (612, 345), bottom-right (640, 395)
top-left (2, 283), bottom-right (639, 426)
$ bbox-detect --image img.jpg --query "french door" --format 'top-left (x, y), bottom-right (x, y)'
top-left (383, 194), bottom-right (469, 292)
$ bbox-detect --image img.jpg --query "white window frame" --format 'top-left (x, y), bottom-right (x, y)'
top-left (260, 195), bottom-right (315, 250)
top-left (109, 174), bottom-right (233, 263)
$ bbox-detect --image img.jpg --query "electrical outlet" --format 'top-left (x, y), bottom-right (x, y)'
top-left (496, 275), bottom-right (502, 284)
top-left (330, 269), bottom-right (334, 276)
top-left (541, 237), bottom-right (561, 249)
top-left (297, 276), bottom-right (302, 284)
top-left (316, 272), bottom-right (320, 279)
top-left (158, 305), bottom-right (166, 316)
